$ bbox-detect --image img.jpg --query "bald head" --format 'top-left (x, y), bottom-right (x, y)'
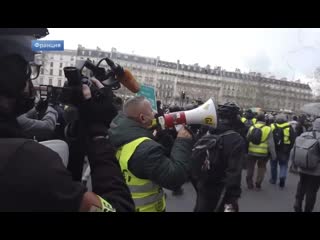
top-left (123, 96), bottom-right (154, 128)
top-left (123, 96), bottom-right (146, 117)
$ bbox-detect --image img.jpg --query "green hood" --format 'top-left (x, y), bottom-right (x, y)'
top-left (108, 113), bottom-right (154, 148)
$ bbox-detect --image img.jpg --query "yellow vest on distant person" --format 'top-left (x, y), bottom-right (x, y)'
top-left (271, 122), bottom-right (291, 144)
top-left (241, 117), bottom-right (257, 125)
top-left (248, 122), bottom-right (271, 155)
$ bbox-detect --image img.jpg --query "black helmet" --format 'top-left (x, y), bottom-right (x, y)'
top-left (246, 109), bottom-right (253, 114)
top-left (0, 28), bottom-right (49, 98)
top-left (184, 103), bottom-right (197, 110)
top-left (218, 102), bottom-right (240, 118)
top-left (0, 28), bottom-right (49, 62)
top-left (169, 105), bottom-right (182, 112)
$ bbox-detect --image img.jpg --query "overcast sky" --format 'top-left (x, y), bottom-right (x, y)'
top-left (45, 28), bottom-right (320, 84)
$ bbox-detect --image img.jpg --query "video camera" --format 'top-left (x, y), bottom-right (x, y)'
top-left (39, 57), bottom-right (138, 106)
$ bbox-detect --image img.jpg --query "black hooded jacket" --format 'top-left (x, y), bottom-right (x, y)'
top-left (196, 120), bottom-right (246, 207)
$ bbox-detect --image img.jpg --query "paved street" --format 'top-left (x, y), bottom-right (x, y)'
top-left (165, 166), bottom-right (320, 212)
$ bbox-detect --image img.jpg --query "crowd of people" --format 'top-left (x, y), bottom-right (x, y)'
top-left (1, 28), bottom-right (320, 212)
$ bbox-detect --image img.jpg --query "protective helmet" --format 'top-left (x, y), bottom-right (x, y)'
top-left (0, 28), bottom-right (49, 98)
top-left (218, 102), bottom-right (240, 118)
top-left (0, 28), bottom-right (49, 61)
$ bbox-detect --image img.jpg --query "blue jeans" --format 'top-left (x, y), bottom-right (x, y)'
top-left (270, 151), bottom-right (290, 183)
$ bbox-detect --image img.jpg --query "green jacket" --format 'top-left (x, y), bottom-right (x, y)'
top-left (108, 113), bottom-right (193, 190)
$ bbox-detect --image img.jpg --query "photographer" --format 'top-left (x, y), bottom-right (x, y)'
top-left (0, 28), bottom-right (134, 212)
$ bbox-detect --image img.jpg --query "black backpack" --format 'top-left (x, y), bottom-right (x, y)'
top-left (273, 124), bottom-right (289, 148)
top-left (248, 125), bottom-right (265, 145)
top-left (191, 130), bottom-right (237, 180)
top-left (244, 119), bottom-right (253, 128)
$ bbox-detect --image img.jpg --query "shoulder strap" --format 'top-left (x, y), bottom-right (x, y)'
top-left (256, 124), bottom-right (265, 129)
top-left (219, 130), bottom-right (238, 138)
top-left (117, 137), bottom-right (151, 160)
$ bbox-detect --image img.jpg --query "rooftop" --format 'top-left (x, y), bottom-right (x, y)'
top-left (49, 46), bottom-right (313, 91)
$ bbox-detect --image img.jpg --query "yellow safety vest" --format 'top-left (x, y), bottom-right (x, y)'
top-left (116, 137), bottom-right (166, 212)
top-left (248, 123), bottom-right (271, 155)
top-left (252, 118), bottom-right (257, 125)
top-left (241, 117), bottom-right (257, 125)
top-left (271, 122), bottom-right (291, 144)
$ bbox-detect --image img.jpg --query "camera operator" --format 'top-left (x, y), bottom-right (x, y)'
top-left (16, 98), bottom-right (59, 141)
top-left (0, 28), bottom-right (134, 212)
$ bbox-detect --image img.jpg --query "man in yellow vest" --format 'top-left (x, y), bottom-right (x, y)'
top-left (241, 109), bottom-right (257, 130)
top-left (270, 114), bottom-right (295, 188)
top-left (246, 114), bottom-right (277, 190)
top-left (109, 96), bottom-right (193, 212)
top-left (241, 109), bottom-right (257, 170)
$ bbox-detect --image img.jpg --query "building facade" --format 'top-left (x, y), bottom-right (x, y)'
top-left (35, 46), bottom-right (313, 113)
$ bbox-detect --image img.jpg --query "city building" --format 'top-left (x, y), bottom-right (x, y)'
top-left (35, 46), bottom-right (313, 113)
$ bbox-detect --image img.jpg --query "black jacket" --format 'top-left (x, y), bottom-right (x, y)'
top-left (195, 123), bottom-right (246, 208)
top-left (86, 136), bottom-right (135, 212)
top-left (0, 118), bottom-right (135, 212)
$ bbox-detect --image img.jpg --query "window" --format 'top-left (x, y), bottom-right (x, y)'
top-left (58, 79), bottom-right (62, 87)
top-left (59, 70), bottom-right (62, 76)
top-left (60, 63), bottom-right (63, 68)
top-left (50, 62), bottom-right (53, 67)
top-left (39, 77), bottom-right (43, 85)
top-left (50, 69), bottom-right (53, 75)
top-left (40, 68), bottom-right (44, 75)
top-left (49, 78), bottom-right (53, 85)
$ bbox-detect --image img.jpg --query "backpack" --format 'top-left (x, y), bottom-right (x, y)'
top-left (244, 119), bottom-right (253, 129)
top-left (273, 124), bottom-right (289, 148)
top-left (191, 130), bottom-right (237, 180)
top-left (291, 131), bottom-right (320, 170)
top-left (248, 125), bottom-right (265, 145)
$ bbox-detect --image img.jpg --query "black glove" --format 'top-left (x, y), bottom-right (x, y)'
top-left (78, 87), bottom-right (117, 138)
top-left (35, 98), bottom-right (48, 116)
top-left (79, 86), bottom-right (115, 120)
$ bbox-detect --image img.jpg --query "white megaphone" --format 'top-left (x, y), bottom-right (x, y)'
top-left (158, 98), bottom-right (218, 130)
